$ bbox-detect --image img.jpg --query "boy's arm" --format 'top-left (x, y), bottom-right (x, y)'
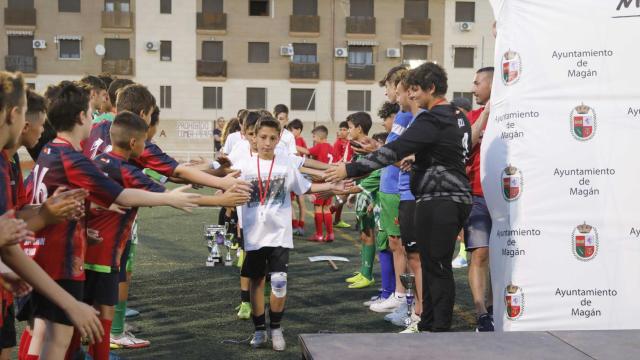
top-left (191, 187), bottom-right (251, 207)
top-left (115, 186), bottom-right (199, 211)
top-left (173, 164), bottom-right (251, 192)
top-left (303, 158), bottom-right (330, 171)
top-left (297, 146), bottom-right (310, 155)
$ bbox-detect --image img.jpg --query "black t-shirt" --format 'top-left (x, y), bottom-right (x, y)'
top-left (214, 129), bottom-right (222, 152)
top-left (346, 104), bottom-right (472, 204)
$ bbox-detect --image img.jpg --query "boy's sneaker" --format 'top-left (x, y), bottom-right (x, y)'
top-left (451, 256), bottom-right (468, 268)
top-left (348, 277), bottom-right (374, 289)
top-left (385, 302), bottom-right (408, 323)
top-left (110, 332), bottom-right (150, 349)
top-left (307, 234), bottom-right (324, 242)
top-left (399, 315), bottom-right (422, 333)
top-left (345, 272), bottom-right (363, 284)
top-left (324, 233), bottom-right (335, 242)
top-left (236, 301), bottom-right (251, 320)
top-left (250, 330), bottom-right (268, 348)
top-left (334, 220), bottom-right (351, 229)
top-left (476, 313), bottom-right (494, 332)
top-left (270, 328), bottom-right (286, 351)
top-left (363, 293), bottom-right (384, 307)
top-left (369, 293), bottom-right (405, 313)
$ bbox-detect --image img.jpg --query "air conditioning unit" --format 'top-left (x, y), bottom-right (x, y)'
top-left (33, 40), bottom-right (47, 49)
top-left (145, 41), bottom-right (160, 51)
top-left (458, 22), bottom-right (473, 32)
top-left (335, 47), bottom-right (348, 58)
top-left (386, 48), bottom-right (401, 58)
top-left (280, 45), bottom-right (294, 56)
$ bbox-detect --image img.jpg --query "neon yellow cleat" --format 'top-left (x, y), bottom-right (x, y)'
top-left (348, 277), bottom-right (375, 289)
top-left (334, 220), bottom-right (351, 228)
top-left (345, 272), bottom-right (363, 283)
top-left (236, 301), bottom-right (251, 320)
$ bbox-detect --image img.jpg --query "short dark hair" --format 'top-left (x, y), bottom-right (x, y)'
top-left (288, 118), bottom-right (303, 131)
top-left (116, 84), bottom-right (156, 117)
top-left (377, 101), bottom-right (400, 120)
top-left (79, 75), bottom-right (107, 91)
top-left (111, 111), bottom-right (149, 149)
top-left (26, 88), bottom-right (47, 117)
top-left (451, 97), bottom-right (472, 113)
top-left (150, 106), bottom-right (160, 127)
top-left (0, 71), bottom-right (26, 112)
top-left (312, 125), bottom-right (328, 138)
top-left (255, 116), bottom-right (281, 134)
top-left (108, 78), bottom-right (135, 107)
top-left (347, 112), bottom-right (372, 135)
top-left (372, 132), bottom-right (388, 143)
top-left (477, 67), bottom-right (495, 74)
top-left (339, 121), bottom-right (349, 129)
top-left (244, 111), bottom-right (262, 131)
top-left (273, 104), bottom-right (289, 117)
top-left (47, 82), bottom-right (90, 132)
top-left (98, 73), bottom-right (114, 90)
top-left (379, 64), bottom-right (409, 87)
top-left (406, 62), bottom-right (448, 97)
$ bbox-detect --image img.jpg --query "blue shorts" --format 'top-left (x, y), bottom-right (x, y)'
top-left (463, 196), bottom-right (492, 250)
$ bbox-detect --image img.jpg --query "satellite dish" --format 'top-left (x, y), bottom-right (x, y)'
top-left (95, 44), bottom-right (106, 56)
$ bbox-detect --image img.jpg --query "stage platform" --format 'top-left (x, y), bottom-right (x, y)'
top-left (299, 330), bottom-right (640, 360)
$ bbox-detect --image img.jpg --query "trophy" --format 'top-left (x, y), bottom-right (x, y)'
top-left (224, 232), bottom-right (234, 266)
top-left (204, 225), bottom-right (226, 267)
top-left (400, 273), bottom-right (416, 326)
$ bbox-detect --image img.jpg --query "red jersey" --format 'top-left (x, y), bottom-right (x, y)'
top-left (25, 140), bottom-right (124, 281)
top-left (86, 152), bottom-right (165, 272)
top-left (466, 108), bottom-right (486, 197)
top-left (332, 138), bottom-right (353, 162)
top-left (130, 142), bottom-right (179, 178)
top-left (82, 120), bottom-right (112, 160)
top-left (0, 153), bottom-right (10, 325)
top-left (295, 136), bottom-right (307, 152)
top-left (5, 152), bottom-right (28, 210)
top-left (309, 142), bottom-right (334, 164)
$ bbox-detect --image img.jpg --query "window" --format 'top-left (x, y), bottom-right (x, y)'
top-left (453, 92), bottom-right (473, 104)
top-left (292, 43), bottom-right (317, 63)
top-left (203, 87), bottom-right (223, 109)
top-left (249, 0), bottom-right (269, 16)
top-left (160, 41), bottom-right (172, 61)
top-left (26, 83), bottom-right (36, 90)
top-left (8, 36), bottom-right (34, 57)
top-left (202, 41), bottom-right (223, 61)
top-left (203, 0), bottom-right (223, 12)
top-left (160, 0), bottom-right (171, 14)
top-left (104, 39), bottom-right (130, 60)
top-left (347, 90), bottom-right (371, 112)
top-left (404, 0), bottom-right (428, 19)
top-left (105, 0), bottom-right (130, 12)
top-left (160, 86), bottom-right (172, 109)
top-left (454, 47), bottom-right (474, 68)
top-left (8, 0), bottom-right (34, 9)
top-left (403, 45), bottom-right (428, 60)
top-left (291, 89), bottom-right (316, 111)
top-left (348, 46), bottom-right (373, 65)
top-left (455, 1), bottom-right (475, 22)
top-left (350, 0), bottom-right (373, 16)
top-left (59, 40), bottom-right (81, 60)
top-left (59, 0), bottom-right (81, 12)
top-left (246, 88), bottom-right (267, 109)
top-left (248, 42), bottom-right (269, 63)
top-left (293, 0), bottom-right (317, 15)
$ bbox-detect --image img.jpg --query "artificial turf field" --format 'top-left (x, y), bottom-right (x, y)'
top-left (107, 199), bottom-right (477, 359)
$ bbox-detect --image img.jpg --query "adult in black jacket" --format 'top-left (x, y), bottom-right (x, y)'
top-left (326, 62), bottom-right (472, 332)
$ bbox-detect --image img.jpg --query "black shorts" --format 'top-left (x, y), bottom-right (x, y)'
top-left (33, 280), bottom-right (83, 326)
top-left (119, 239), bottom-right (131, 283)
top-left (84, 270), bottom-right (119, 306)
top-left (0, 300), bottom-right (16, 349)
top-left (15, 293), bottom-right (35, 323)
top-left (240, 247), bottom-right (289, 279)
top-left (399, 200), bottom-right (418, 252)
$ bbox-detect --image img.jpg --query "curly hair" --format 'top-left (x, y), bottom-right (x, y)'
top-left (406, 62), bottom-right (448, 97)
top-left (377, 101), bottom-right (400, 120)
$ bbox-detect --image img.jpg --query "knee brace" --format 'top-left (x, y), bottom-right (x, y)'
top-left (270, 272), bottom-right (287, 298)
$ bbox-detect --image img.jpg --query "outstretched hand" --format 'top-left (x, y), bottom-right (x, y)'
top-left (352, 137), bottom-right (377, 154)
top-left (220, 171), bottom-right (252, 193)
top-left (0, 211), bottom-right (34, 247)
top-left (168, 185), bottom-right (202, 213)
top-left (324, 163), bottom-right (348, 183)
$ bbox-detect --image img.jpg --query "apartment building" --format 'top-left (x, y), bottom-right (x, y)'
top-left (2, 0), bottom-right (494, 157)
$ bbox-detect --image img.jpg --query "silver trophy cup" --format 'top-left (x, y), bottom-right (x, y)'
top-left (400, 273), bottom-right (416, 326)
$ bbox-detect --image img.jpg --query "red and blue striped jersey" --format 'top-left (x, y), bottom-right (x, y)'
top-left (25, 140), bottom-right (124, 281)
top-left (4, 151), bottom-right (27, 210)
top-left (130, 142), bottom-right (179, 178)
top-left (0, 152), bottom-right (13, 213)
top-left (86, 152), bottom-right (165, 272)
top-left (82, 120), bottom-right (112, 160)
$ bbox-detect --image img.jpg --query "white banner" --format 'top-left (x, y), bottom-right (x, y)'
top-left (483, 0), bottom-right (640, 331)
top-left (176, 120), bottom-right (214, 139)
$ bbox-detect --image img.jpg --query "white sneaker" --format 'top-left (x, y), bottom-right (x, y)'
top-left (250, 330), bottom-right (268, 348)
top-left (271, 328), bottom-right (286, 351)
top-left (363, 293), bottom-right (384, 307)
top-left (399, 316), bottom-right (421, 334)
top-left (452, 256), bottom-right (468, 268)
top-left (369, 293), bottom-right (405, 313)
top-left (110, 332), bottom-right (150, 349)
top-left (384, 302), bottom-right (408, 322)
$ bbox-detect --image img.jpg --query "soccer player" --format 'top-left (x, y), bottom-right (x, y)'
top-left (237, 116), bottom-right (349, 352)
top-left (331, 121), bottom-right (353, 229)
top-left (273, 104), bottom-right (297, 155)
top-left (222, 110), bottom-right (247, 155)
top-left (92, 78), bottom-right (134, 125)
top-left (79, 76), bottom-right (109, 122)
top-left (286, 119), bottom-right (307, 236)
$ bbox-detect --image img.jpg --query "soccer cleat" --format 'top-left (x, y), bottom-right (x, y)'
top-left (110, 342), bottom-right (122, 350)
top-left (110, 332), bottom-right (150, 349)
top-left (125, 308), bottom-right (140, 318)
top-left (369, 293), bottom-right (405, 313)
top-left (451, 256), bottom-right (468, 268)
top-left (334, 220), bottom-right (351, 229)
top-left (348, 276), bottom-right (375, 289)
top-left (236, 302), bottom-right (251, 320)
top-left (345, 272), bottom-right (363, 284)
top-left (307, 234), bottom-right (324, 242)
top-left (271, 328), bottom-right (286, 351)
top-left (250, 330), bottom-right (268, 348)
top-left (385, 302), bottom-right (409, 323)
top-left (476, 313), bottom-right (494, 332)
top-left (324, 233), bottom-right (335, 242)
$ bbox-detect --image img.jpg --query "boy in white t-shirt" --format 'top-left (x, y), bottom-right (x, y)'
top-left (236, 116), bottom-right (349, 351)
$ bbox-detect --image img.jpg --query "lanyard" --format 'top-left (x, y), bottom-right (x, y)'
top-left (257, 156), bottom-right (276, 205)
top-left (429, 98), bottom-right (447, 110)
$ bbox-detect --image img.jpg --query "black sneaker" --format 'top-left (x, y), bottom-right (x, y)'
top-left (487, 305), bottom-right (494, 316)
top-left (476, 313), bottom-right (494, 332)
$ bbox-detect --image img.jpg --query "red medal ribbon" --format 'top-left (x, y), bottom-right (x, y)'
top-left (257, 155), bottom-right (276, 205)
top-left (429, 98), bottom-right (447, 110)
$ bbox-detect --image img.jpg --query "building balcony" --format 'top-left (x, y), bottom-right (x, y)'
top-left (345, 64), bottom-right (375, 81)
top-left (197, 12), bottom-right (227, 31)
top-left (101, 11), bottom-right (134, 30)
top-left (289, 15), bottom-right (320, 34)
top-left (401, 18), bottom-right (431, 36)
top-left (290, 62), bottom-right (319, 80)
top-left (197, 60), bottom-right (227, 78)
top-left (102, 58), bottom-right (133, 76)
top-left (5, 55), bottom-right (37, 73)
top-left (346, 16), bottom-right (376, 35)
top-left (4, 7), bottom-right (36, 27)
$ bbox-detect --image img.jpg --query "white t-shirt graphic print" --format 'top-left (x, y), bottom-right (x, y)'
top-left (237, 155), bottom-right (311, 251)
